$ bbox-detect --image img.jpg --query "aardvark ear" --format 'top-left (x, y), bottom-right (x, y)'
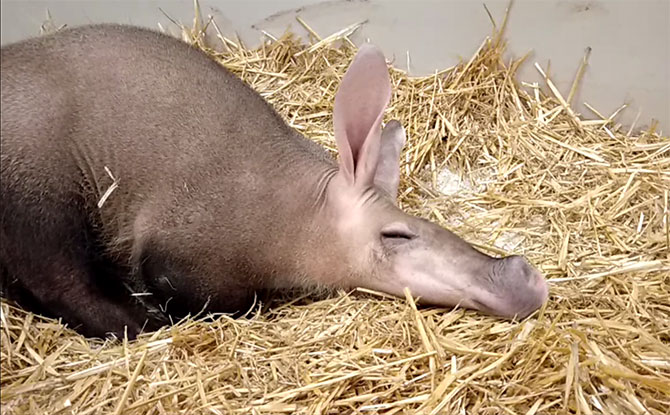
top-left (375, 120), bottom-right (406, 200)
top-left (333, 43), bottom-right (392, 187)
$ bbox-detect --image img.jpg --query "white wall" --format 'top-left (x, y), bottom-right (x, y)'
top-left (1, 0), bottom-right (668, 133)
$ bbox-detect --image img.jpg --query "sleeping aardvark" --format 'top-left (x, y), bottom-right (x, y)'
top-left (0, 24), bottom-right (548, 339)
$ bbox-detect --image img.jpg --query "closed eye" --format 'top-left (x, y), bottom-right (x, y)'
top-left (381, 230), bottom-right (415, 240)
top-left (380, 223), bottom-right (417, 247)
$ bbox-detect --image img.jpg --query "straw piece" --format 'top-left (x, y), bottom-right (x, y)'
top-left (112, 349), bottom-right (148, 415)
top-left (567, 47), bottom-right (591, 105)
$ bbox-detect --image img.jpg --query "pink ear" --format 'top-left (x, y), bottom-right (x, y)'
top-left (333, 43), bottom-right (392, 186)
top-left (375, 120), bottom-right (407, 200)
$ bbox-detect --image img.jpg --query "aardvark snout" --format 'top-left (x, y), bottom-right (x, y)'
top-left (476, 255), bottom-right (549, 319)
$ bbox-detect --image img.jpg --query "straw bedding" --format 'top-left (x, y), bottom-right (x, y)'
top-left (1, 8), bottom-right (669, 415)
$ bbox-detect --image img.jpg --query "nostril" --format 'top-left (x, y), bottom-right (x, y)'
top-left (493, 255), bottom-right (548, 317)
top-left (502, 255), bottom-right (534, 283)
top-left (479, 254), bottom-right (548, 319)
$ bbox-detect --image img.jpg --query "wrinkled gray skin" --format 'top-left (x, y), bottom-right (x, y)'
top-left (0, 24), bottom-right (548, 339)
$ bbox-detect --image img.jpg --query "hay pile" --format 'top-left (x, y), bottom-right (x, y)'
top-left (2, 9), bottom-right (669, 415)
